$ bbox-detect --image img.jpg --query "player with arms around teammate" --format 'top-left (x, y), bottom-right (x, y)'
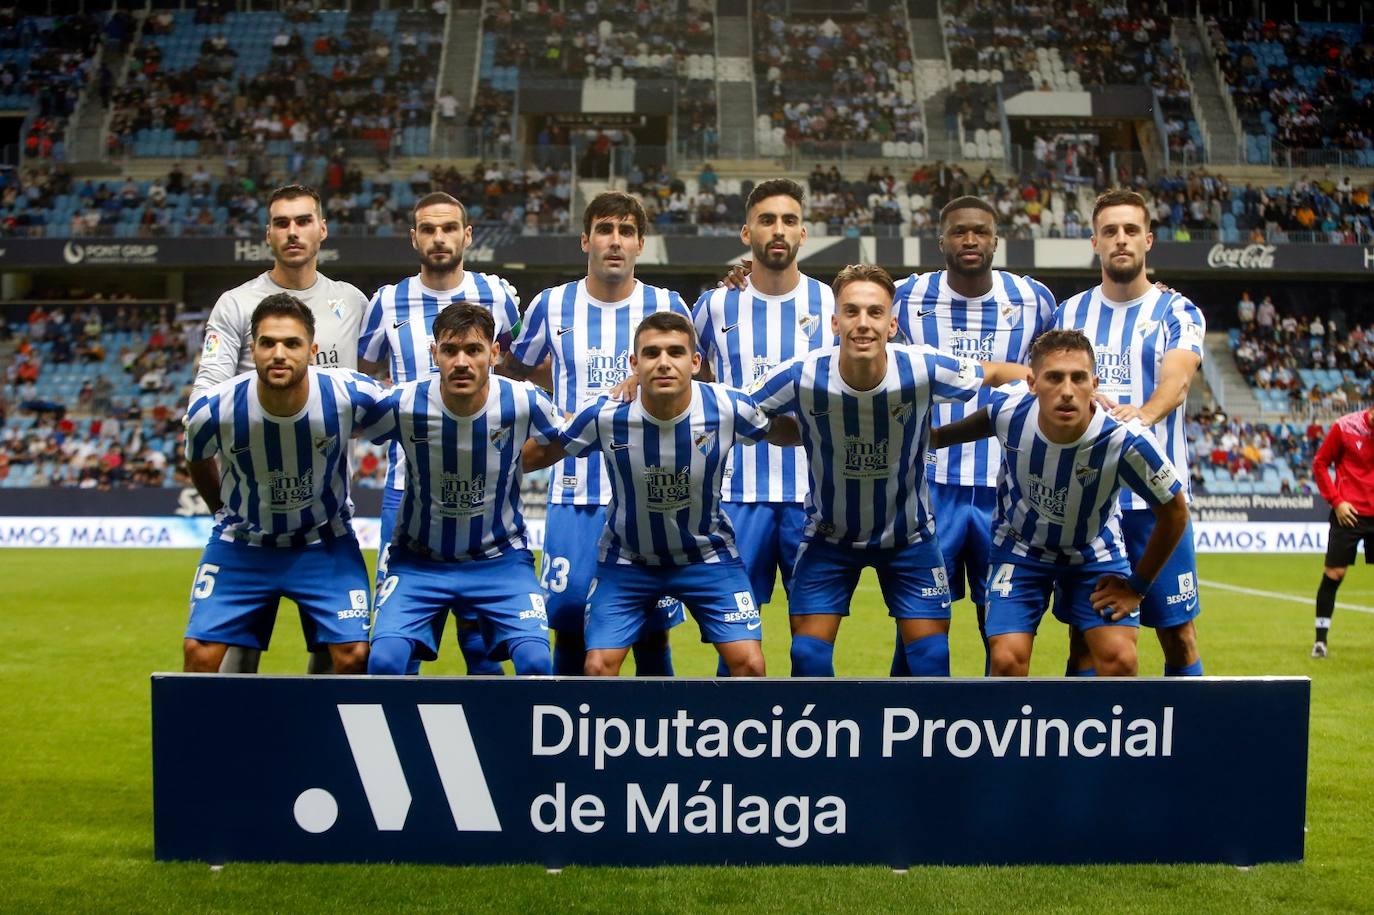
top-left (930, 330), bottom-right (1190, 676)
top-left (1055, 189), bottom-right (1207, 678)
top-left (1310, 404), bottom-right (1374, 658)
top-left (194, 184), bottom-right (370, 675)
top-left (690, 179), bottom-right (835, 667)
top-left (890, 195), bottom-right (1056, 674)
top-left (750, 265), bottom-right (1029, 677)
top-left (182, 294), bottom-right (389, 674)
top-left (530, 312), bottom-right (789, 677)
top-left (357, 192), bottom-right (522, 675)
top-left (365, 304), bottom-right (555, 676)
top-left (505, 192), bottom-right (688, 676)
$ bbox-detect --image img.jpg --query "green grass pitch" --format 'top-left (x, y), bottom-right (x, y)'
top-left (3, 549), bottom-right (1374, 913)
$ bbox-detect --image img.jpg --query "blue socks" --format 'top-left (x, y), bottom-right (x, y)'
top-left (508, 637), bottom-right (552, 675)
top-left (717, 656), bottom-right (731, 677)
top-left (790, 635), bottom-right (835, 677)
top-left (1165, 659), bottom-right (1204, 677)
top-left (902, 632), bottom-right (950, 677)
top-left (632, 642), bottom-right (675, 676)
top-left (889, 631), bottom-right (909, 677)
top-left (458, 624), bottom-right (504, 675)
top-left (367, 636), bottom-right (414, 676)
top-left (552, 639), bottom-right (585, 676)
top-left (1065, 663), bottom-right (1097, 677)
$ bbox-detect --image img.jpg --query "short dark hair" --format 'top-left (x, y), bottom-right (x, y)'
top-left (413, 191), bottom-right (467, 228)
top-left (746, 178), bottom-right (805, 217)
top-left (250, 293), bottom-right (315, 340)
top-left (267, 184), bottom-right (323, 219)
top-left (939, 195), bottom-right (997, 227)
top-left (432, 301), bottom-right (495, 345)
top-left (633, 310), bottom-right (696, 352)
top-left (1092, 189), bottom-right (1151, 228)
top-left (832, 263), bottom-right (895, 303)
top-left (583, 191), bottom-right (647, 238)
top-left (1029, 328), bottom-right (1095, 369)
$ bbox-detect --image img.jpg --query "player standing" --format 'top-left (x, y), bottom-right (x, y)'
top-left (356, 192), bottom-right (522, 675)
top-left (364, 304), bottom-right (555, 676)
top-left (691, 178), bottom-right (835, 673)
top-left (1310, 404), bottom-right (1374, 657)
top-left (192, 184), bottom-right (369, 675)
top-left (1053, 189), bottom-right (1207, 677)
top-left (534, 312), bottom-right (782, 676)
top-left (890, 196), bottom-right (1056, 674)
top-left (505, 192), bottom-right (687, 676)
top-left (182, 295), bottom-right (389, 673)
top-left (929, 330), bottom-right (1190, 676)
top-left (750, 264), bottom-right (1027, 677)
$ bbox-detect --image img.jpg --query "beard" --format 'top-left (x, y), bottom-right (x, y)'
top-left (259, 361), bottom-right (308, 389)
top-left (418, 248), bottom-right (461, 274)
top-left (1103, 255), bottom-right (1144, 284)
top-left (751, 238), bottom-right (799, 271)
top-left (943, 248), bottom-right (992, 277)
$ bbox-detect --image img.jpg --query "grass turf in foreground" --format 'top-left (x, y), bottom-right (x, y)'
top-left (2, 549), bottom-right (1373, 912)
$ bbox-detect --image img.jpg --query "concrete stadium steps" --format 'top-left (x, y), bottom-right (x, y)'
top-left (1174, 17), bottom-right (1240, 166)
top-left (714, 10), bottom-right (755, 161)
top-left (1205, 330), bottom-right (1261, 419)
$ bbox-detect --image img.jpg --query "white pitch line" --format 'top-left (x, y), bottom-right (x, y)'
top-left (1199, 579), bottom-right (1374, 615)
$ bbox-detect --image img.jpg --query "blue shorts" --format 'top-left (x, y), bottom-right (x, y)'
top-left (788, 536), bottom-right (953, 620)
top-left (371, 546), bottom-right (549, 662)
top-left (378, 487), bottom-right (479, 625)
top-left (928, 481), bottom-right (996, 605)
top-left (539, 503), bottom-right (683, 634)
top-left (584, 556), bottom-right (761, 650)
top-left (1122, 509), bottom-right (1201, 629)
top-left (983, 544), bottom-right (1138, 637)
top-left (185, 534), bottom-right (372, 650)
top-left (722, 501), bottom-right (807, 605)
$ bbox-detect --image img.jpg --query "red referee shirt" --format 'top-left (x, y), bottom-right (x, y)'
top-left (1313, 408), bottom-right (1374, 517)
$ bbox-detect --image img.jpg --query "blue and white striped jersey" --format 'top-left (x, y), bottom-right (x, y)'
top-left (751, 343), bottom-right (983, 549)
top-left (692, 275), bottom-right (836, 503)
top-left (986, 383), bottom-right (1182, 564)
top-left (558, 382), bottom-right (772, 566)
top-left (184, 367), bottom-right (390, 547)
top-left (510, 278), bottom-right (691, 506)
top-left (894, 269), bottom-right (1056, 488)
top-left (1052, 286), bottom-right (1205, 509)
top-left (368, 376), bottom-right (562, 561)
top-left (356, 271), bottom-right (522, 491)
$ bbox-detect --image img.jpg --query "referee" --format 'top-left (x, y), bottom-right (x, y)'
top-left (1311, 404), bottom-right (1374, 658)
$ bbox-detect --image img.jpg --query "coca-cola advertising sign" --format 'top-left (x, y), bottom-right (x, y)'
top-left (1207, 243), bottom-right (1278, 269)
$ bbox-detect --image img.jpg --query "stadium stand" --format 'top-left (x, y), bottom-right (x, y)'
top-left (1207, 15), bottom-right (1374, 166)
top-left (1230, 299), bottom-right (1374, 418)
top-left (1186, 407), bottom-right (1324, 496)
top-left (751, 0), bottom-right (923, 159)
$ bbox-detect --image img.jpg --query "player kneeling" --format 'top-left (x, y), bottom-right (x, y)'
top-left (365, 304), bottom-right (555, 676)
top-left (182, 294), bottom-right (391, 673)
top-left (530, 312), bottom-right (794, 677)
top-left (930, 330), bottom-right (1189, 676)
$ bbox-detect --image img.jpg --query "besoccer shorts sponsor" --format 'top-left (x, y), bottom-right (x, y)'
top-left (1324, 510), bottom-right (1374, 568)
top-left (928, 481), bottom-right (997, 605)
top-left (185, 534), bottom-right (372, 650)
top-left (583, 556), bottom-right (761, 650)
top-left (371, 545), bottom-right (549, 663)
top-left (721, 501), bottom-right (807, 605)
top-left (539, 503), bottom-right (682, 633)
top-left (788, 535), bottom-right (952, 620)
top-left (983, 544), bottom-right (1137, 636)
top-left (1120, 509), bottom-right (1201, 629)
top-left (378, 487), bottom-right (480, 624)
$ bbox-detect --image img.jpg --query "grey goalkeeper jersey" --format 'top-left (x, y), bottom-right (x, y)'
top-left (192, 271), bottom-right (369, 398)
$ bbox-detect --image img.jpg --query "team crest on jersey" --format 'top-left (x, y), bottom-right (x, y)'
top-left (798, 312), bottom-right (820, 337)
top-left (313, 434), bottom-right (337, 455)
top-left (489, 425), bottom-right (513, 450)
top-left (693, 429), bottom-right (718, 455)
top-left (842, 435), bottom-right (889, 479)
top-left (1135, 319), bottom-right (1160, 338)
top-left (643, 465), bottom-right (692, 512)
top-left (890, 401), bottom-right (914, 424)
top-left (439, 472), bottom-right (485, 516)
top-left (202, 332), bottom-right (220, 356)
top-left (999, 304), bottom-right (1021, 325)
top-left (1073, 463), bottom-right (1100, 486)
top-left (1026, 475), bottom-right (1068, 523)
top-left (328, 298), bottom-right (345, 320)
top-left (585, 347), bottom-right (631, 390)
